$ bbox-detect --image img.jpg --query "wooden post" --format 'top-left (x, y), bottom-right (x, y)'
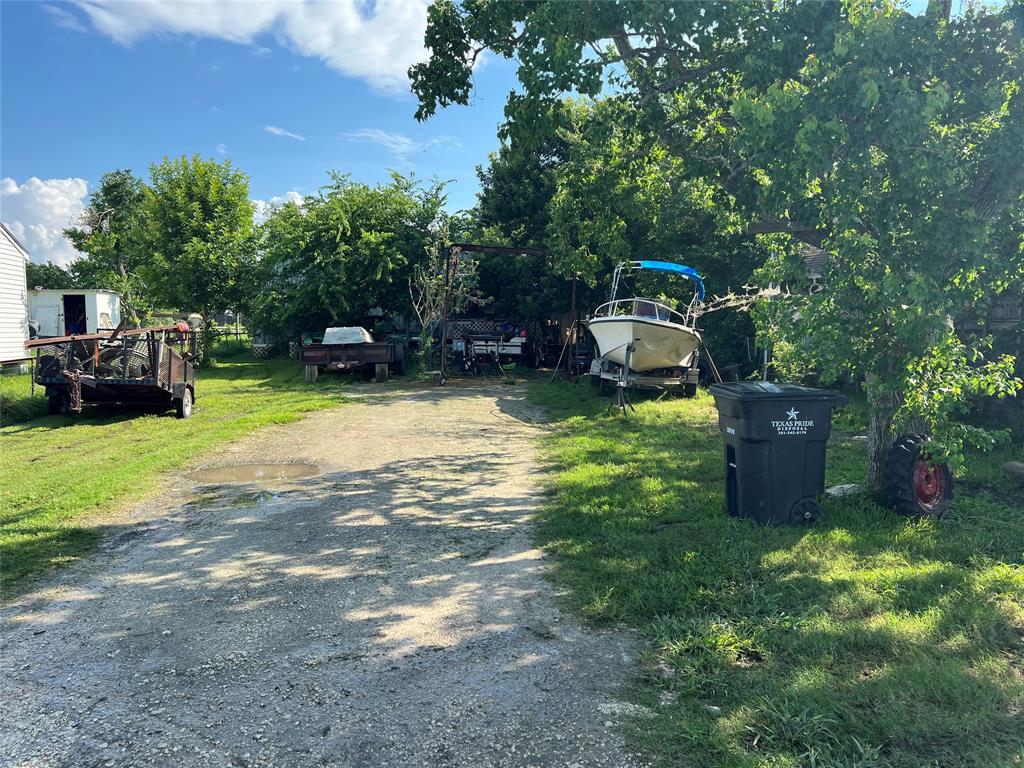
top-left (439, 246), bottom-right (457, 383)
top-left (566, 272), bottom-right (577, 375)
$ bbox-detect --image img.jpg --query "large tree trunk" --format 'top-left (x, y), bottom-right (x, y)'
top-left (865, 374), bottom-right (929, 497)
top-left (198, 308), bottom-right (214, 367)
top-left (115, 260), bottom-right (142, 327)
top-left (866, 380), bottom-right (900, 497)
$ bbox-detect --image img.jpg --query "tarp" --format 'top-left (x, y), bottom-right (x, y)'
top-left (636, 261), bottom-right (705, 300)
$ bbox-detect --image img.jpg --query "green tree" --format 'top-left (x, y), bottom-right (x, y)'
top-left (250, 173), bottom-right (447, 342)
top-left (143, 155), bottom-right (256, 358)
top-left (470, 125), bottom-right (582, 324)
top-left (25, 261), bottom-right (75, 290)
top-left (546, 99), bottom-right (764, 368)
top-left (412, 0), bottom-right (1024, 490)
top-left (409, 218), bottom-right (486, 366)
top-left (64, 169), bottom-right (150, 324)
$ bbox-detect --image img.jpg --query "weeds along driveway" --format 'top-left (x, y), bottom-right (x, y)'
top-left (0, 382), bottom-right (646, 768)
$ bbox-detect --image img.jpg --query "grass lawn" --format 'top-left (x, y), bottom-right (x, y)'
top-left (0, 354), bottom-right (347, 597)
top-left (529, 381), bottom-right (1024, 768)
top-left (0, 371), bottom-right (48, 425)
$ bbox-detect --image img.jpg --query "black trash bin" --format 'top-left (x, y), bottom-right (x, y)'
top-left (709, 382), bottom-right (847, 524)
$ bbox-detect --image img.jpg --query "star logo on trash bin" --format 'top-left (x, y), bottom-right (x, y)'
top-left (786, 407), bottom-right (800, 421)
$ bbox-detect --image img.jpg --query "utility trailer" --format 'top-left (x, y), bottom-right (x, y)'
top-left (27, 323), bottom-right (196, 418)
top-left (298, 326), bottom-right (404, 383)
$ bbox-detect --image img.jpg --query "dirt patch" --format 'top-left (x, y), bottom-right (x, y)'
top-left (1, 382), bottom-right (646, 768)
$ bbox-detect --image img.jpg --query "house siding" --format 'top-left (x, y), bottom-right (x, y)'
top-left (0, 225), bottom-right (29, 363)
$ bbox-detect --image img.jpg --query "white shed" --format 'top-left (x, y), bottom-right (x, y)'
top-left (0, 223), bottom-right (30, 364)
top-left (28, 289), bottom-right (122, 337)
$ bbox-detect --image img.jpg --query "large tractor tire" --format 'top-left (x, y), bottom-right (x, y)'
top-left (885, 434), bottom-right (953, 518)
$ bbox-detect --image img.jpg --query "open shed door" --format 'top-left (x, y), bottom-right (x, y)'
top-left (63, 294), bottom-right (87, 335)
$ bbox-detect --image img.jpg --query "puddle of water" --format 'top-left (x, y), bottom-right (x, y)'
top-left (188, 463), bottom-right (320, 484)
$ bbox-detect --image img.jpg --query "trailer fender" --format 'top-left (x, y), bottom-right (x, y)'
top-left (172, 382), bottom-right (193, 401)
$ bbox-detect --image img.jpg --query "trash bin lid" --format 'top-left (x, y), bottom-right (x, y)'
top-left (709, 381), bottom-right (845, 401)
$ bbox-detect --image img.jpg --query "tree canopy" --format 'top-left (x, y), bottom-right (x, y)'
top-left (249, 173), bottom-right (447, 341)
top-left (143, 155), bottom-right (257, 335)
top-left (64, 169), bottom-right (150, 323)
top-left (412, 0), bottom-right (1024, 484)
top-left (25, 261), bottom-right (75, 291)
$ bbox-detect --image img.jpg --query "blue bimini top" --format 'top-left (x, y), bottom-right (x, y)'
top-left (636, 260), bottom-right (705, 300)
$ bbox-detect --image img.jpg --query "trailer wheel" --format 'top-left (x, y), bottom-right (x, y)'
top-left (47, 394), bottom-right (69, 416)
top-left (174, 388), bottom-right (193, 419)
top-left (885, 434), bottom-right (953, 517)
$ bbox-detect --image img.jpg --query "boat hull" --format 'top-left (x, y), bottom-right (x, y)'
top-left (588, 316), bottom-right (702, 372)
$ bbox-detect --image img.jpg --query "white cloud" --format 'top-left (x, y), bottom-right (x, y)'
top-left (342, 129), bottom-right (460, 160)
top-left (69, 0), bottom-right (431, 91)
top-left (0, 177), bottom-right (89, 266)
top-left (44, 4), bottom-right (89, 33)
top-left (217, 143), bottom-right (228, 154)
top-left (265, 125), bottom-right (306, 142)
top-left (252, 190), bottom-right (304, 225)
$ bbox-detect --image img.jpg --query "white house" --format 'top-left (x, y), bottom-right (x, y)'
top-left (0, 222), bottom-right (30, 365)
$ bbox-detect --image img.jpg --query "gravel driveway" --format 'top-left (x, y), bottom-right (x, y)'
top-left (1, 383), bottom-right (646, 768)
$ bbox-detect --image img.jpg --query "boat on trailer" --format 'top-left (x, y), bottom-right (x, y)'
top-left (587, 260), bottom-right (705, 394)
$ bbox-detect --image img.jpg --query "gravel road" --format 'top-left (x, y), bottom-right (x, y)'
top-left (1, 383), bottom-right (647, 768)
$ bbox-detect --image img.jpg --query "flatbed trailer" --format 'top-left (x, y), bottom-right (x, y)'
top-left (26, 324), bottom-right (196, 418)
top-left (298, 342), bottom-right (405, 383)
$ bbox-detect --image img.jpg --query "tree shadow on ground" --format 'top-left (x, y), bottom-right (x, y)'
top-left (1, 394), bottom-right (639, 767)
top-left (530, 380), bottom-right (1024, 768)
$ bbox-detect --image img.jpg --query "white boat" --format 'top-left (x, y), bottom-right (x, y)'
top-left (587, 260), bottom-right (704, 374)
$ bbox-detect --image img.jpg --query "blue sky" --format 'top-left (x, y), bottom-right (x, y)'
top-left (0, 0), bottom-right (519, 265)
top-left (0, 0), bottom-right (961, 266)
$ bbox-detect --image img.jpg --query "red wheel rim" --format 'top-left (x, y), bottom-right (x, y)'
top-left (913, 457), bottom-right (945, 507)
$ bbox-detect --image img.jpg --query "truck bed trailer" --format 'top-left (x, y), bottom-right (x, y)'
top-left (298, 327), bottom-right (404, 383)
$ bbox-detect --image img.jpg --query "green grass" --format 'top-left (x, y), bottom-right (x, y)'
top-left (528, 381), bottom-right (1024, 768)
top-left (0, 371), bottom-right (47, 425)
top-left (0, 355), bottom-right (347, 597)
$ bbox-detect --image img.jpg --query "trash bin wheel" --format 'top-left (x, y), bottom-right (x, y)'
top-left (790, 497), bottom-right (822, 524)
top-left (885, 434), bottom-right (953, 517)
